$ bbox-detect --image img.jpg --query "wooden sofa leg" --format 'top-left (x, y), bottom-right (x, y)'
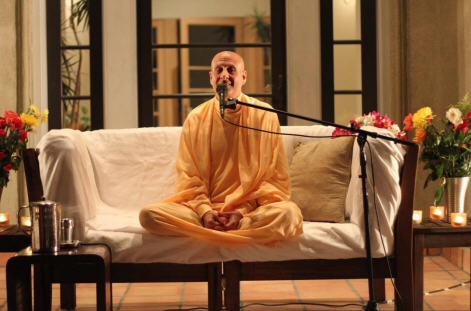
top-left (60, 283), bottom-right (77, 309)
top-left (373, 278), bottom-right (385, 302)
top-left (223, 261), bottom-right (241, 311)
top-left (207, 263), bottom-right (222, 311)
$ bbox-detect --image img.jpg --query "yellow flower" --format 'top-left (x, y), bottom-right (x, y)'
top-left (412, 107), bottom-right (433, 129)
top-left (28, 104), bottom-right (40, 118)
top-left (20, 113), bottom-right (38, 128)
top-left (41, 109), bottom-right (49, 123)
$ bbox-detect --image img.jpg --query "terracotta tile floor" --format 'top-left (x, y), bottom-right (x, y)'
top-left (0, 253), bottom-right (469, 310)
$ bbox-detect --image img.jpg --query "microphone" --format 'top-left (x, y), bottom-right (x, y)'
top-left (216, 84), bottom-right (227, 119)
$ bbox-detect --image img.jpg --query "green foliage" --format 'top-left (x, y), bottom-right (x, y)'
top-left (251, 8), bottom-right (271, 42)
top-left (61, 0), bottom-right (90, 131)
top-left (71, 0), bottom-right (89, 31)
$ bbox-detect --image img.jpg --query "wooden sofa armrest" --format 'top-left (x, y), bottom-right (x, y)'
top-left (23, 148), bottom-right (44, 202)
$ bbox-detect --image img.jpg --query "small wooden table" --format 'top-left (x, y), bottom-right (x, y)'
top-left (0, 225), bottom-right (31, 252)
top-left (6, 244), bottom-right (112, 311)
top-left (413, 218), bottom-right (471, 311)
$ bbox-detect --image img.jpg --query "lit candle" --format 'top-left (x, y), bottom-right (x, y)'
top-left (429, 206), bottom-right (445, 220)
top-left (0, 212), bottom-right (10, 226)
top-left (450, 213), bottom-right (468, 227)
top-left (20, 216), bottom-right (32, 228)
top-left (412, 210), bottom-right (423, 224)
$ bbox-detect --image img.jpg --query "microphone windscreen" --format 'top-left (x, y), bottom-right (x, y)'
top-left (216, 84), bottom-right (227, 93)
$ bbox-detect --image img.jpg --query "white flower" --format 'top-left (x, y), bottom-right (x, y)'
top-left (390, 124), bottom-right (400, 135)
top-left (446, 107), bottom-right (463, 125)
top-left (361, 115), bottom-right (375, 126)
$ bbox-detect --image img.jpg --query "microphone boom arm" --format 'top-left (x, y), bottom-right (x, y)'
top-left (226, 98), bottom-right (415, 147)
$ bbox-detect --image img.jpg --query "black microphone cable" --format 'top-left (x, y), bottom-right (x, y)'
top-left (221, 116), bottom-right (356, 140)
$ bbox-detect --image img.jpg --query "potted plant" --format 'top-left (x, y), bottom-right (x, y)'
top-left (402, 94), bottom-right (471, 218)
top-left (0, 105), bottom-right (48, 196)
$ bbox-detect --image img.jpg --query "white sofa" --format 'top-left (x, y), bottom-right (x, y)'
top-left (30, 125), bottom-right (418, 311)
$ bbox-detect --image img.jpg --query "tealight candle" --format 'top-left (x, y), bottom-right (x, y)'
top-left (429, 206), bottom-right (445, 220)
top-left (450, 213), bottom-right (467, 227)
top-left (20, 216), bottom-right (32, 228)
top-left (412, 210), bottom-right (423, 224)
top-left (0, 212), bottom-right (10, 226)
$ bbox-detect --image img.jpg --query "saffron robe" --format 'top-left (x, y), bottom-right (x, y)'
top-left (139, 94), bottom-right (303, 246)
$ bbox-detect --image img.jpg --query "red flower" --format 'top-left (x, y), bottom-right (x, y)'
top-left (349, 120), bottom-right (360, 129)
top-left (19, 129), bottom-right (27, 141)
top-left (0, 117), bottom-right (5, 129)
top-left (3, 164), bottom-right (12, 171)
top-left (467, 111), bottom-right (471, 119)
top-left (397, 131), bottom-right (407, 140)
top-left (0, 152), bottom-right (5, 160)
top-left (10, 118), bottom-right (23, 130)
top-left (374, 119), bottom-right (385, 128)
top-left (455, 119), bottom-right (469, 133)
top-left (332, 127), bottom-right (355, 137)
top-left (0, 129), bottom-right (5, 136)
top-left (403, 113), bottom-right (414, 131)
top-left (4, 110), bottom-right (18, 123)
top-left (459, 143), bottom-right (467, 149)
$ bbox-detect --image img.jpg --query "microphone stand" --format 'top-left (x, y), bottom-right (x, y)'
top-left (225, 98), bottom-right (415, 311)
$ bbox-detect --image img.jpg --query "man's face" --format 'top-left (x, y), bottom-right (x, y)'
top-left (209, 52), bottom-right (247, 100)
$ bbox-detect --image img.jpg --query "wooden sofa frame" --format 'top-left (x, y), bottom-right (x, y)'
top-left (23, 142), bottom-right (418, 311)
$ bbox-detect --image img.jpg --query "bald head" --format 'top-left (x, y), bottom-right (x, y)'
top-left (209, 51), bottom-right (247, 100)
top-left (211, 51), bottom-right (245, 71)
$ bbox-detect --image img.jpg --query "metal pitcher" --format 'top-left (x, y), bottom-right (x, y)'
top-left (19, 200), bottom-right (62, 253)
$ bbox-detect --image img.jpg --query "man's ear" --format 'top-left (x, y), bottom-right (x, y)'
top-left (242, 70), bottom-right (247, 86)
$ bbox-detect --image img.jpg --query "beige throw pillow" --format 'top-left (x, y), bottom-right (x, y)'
top-left (289, 137), bottom-right (355, 223)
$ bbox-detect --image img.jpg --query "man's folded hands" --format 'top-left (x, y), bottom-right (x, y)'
top-left (202, 210), bottom-right (243, 231)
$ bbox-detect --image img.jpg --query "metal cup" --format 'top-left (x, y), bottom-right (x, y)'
top-left (61, 218), bottom-right (74, 244)
top-left (30, 200), bottom-right (61, 253)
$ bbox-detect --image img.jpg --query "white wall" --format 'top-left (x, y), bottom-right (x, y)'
top-left (32, 0), bottom-right (49, 142)
top-left (286, 0), bottom-right (321, 125)
top-left (0, 0), bottom-right (19, 219)
top-left (458, 0), bottom-right (471, 96)
top-left (152, 0), bottom-right (270, 18)
top-left (102, 0), bottom-right (138, 128)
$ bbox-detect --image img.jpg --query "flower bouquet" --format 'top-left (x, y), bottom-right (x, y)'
top-left (332, 111), bottom-right (406, 139)
top-left (0, 105), bottom-right (48, 188)
top-left (402, 94), bottom-right (471, 206)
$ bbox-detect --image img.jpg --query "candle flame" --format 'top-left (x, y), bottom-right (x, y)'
top-left (21, 216), bottom-right (32, 227)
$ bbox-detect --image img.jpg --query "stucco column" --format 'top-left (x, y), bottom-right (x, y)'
top-left (404, 0), bottom-right (467, 212)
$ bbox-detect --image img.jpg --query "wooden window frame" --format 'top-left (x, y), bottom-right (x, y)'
top-left (320, 0), bottom-right (377, 122)
top-left (136, 0), bottom-right (288, 126)
top-left (46, 0), bottom-right (104, 130)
